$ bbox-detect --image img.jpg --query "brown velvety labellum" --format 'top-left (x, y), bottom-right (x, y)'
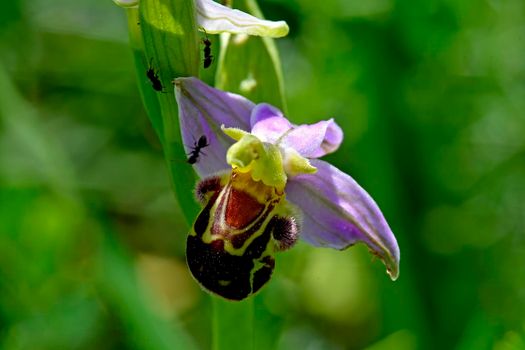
top-left (187, 172), bottom-right (299, 300)
top-left (225, 188), bottom-right (264, 229)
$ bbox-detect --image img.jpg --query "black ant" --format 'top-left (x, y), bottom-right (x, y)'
top-left (187, 135), bottom-right (209, 164)
top-left (201, 29), bottom-right (213, 69)
top-left (146, 58), bottom-right (164, 92)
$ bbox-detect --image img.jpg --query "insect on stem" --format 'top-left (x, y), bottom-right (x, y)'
top-left (201, 29), bottom-right (214, 69)
top-left (146, 58), bottom-right (167, 93)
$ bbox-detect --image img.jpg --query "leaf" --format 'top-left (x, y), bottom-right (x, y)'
top-left (215, 0), bottom-right (287, 112)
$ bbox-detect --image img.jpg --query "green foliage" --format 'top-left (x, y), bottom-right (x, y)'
top-left (216, 0), bottom-right (287, 111)
top-left (1, 0), bottom-right (525, 349)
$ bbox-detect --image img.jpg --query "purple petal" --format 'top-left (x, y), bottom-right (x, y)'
top-left (286, 159), bottom-right (400, 280)
top-left (281, 119), bottom-right (343, 158)
top-left (174, 77), bottom-right (254, 177)
top-left (320, 120), bottom-right (344, 156)
top-left (250, 104), bottom-right (343, 158)
top-left (250, 103), bottom-right (293, 143)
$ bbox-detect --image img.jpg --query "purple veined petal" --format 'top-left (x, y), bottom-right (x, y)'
top-left (250, 103), bottom-right (293, 143)
top-left (319, 119), bottom-right (343, 156)
top-left (174, 77), bottom-right (254, 178)
top-left (281, 119), bottom-right (343, 158)
top-left (285, 159), bottom-right (400, 280)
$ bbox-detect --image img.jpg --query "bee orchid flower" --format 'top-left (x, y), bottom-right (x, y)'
top-left (174, 77), bottom-right (400, 300)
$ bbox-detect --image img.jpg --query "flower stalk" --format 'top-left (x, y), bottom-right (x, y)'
top-left (212, 298), bottom-right (254, 350)
top-left (136, 0), bottom-right (202, 223)
top-left (123, 7), bottom-right (164, 143)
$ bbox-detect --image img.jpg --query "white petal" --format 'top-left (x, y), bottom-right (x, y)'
top-left (196, 0), bottom-right (289, 38)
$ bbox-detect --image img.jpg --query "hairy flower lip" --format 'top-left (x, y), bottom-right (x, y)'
top-left (174, 77), bottom-right (400, 280)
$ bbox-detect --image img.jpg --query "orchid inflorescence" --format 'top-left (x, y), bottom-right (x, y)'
top-left (115, 0), bottom-right (399, 300)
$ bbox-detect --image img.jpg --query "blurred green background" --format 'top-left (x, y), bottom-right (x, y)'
top-left (1, 0), bottom-right (524, 349)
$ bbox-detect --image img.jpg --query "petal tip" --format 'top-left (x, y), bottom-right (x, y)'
top-left (370, 246), bottom-right (400, 281)
top-left (386, 260), bottom-right (400, 281)
top-left (384, 244), bottom-right (400, 281)
top-left (271, 22), bottom-right (289, 38)
top-left (173, 76), bottom-right (196, 87)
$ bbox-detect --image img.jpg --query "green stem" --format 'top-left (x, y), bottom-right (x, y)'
top-left (128, 0), bottom-right (201, 224)
top-left (212, 1), bottom-right (286, 349)
top-left (194, 86), bottom-right (255, 347)
top-left (212, 297), bottom-right (254, 350)
top-left (159, 93), bottom-right (200, 223)
top-left (125, 8), bottom-right (165, 146)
